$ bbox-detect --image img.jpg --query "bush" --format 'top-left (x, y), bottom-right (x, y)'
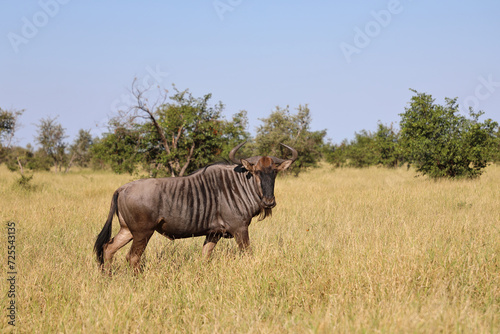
top-left (16, 173), bottom-right (34, 189)
top-left (325, 124), bottom-right (401, 169)
top-left (2, 146), bottom-right (51, 172)
top-left (373, 123), bottom-right (401, 168)
top-left (399, 89), bottom-right (499, 178)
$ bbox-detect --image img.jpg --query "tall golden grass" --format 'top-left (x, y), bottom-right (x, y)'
top-left (1, 164), bottom-right (499, 333)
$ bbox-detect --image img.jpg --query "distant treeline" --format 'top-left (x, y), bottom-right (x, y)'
top-left (1, 86), bottom-right (499, 179)
top-left (325, 90), bottom-right (500, 178)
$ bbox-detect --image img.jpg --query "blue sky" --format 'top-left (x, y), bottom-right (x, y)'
top-left (1, 0), bottom-right (500, 147)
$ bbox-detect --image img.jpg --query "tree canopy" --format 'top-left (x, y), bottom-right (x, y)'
top-left (0, 108), bottom-right (23, 149)
top-left (254, 105), bottom-right (326, 175)
top-left (399, 89), bottom-right (498, 178)
top-left (35, 116), bottom-right (67, 173)
top-left (92, 84), bottom-right (248, 177)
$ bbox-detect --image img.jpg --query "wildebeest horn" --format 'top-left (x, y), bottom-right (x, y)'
top-left (280, 143), bottom-right (298, 162)
top-left (270, 143), bottom-right (299, 165)
top-left (229, 141), bottom-right (246, 164)
top-left (271, 143), bottom-right (298, 164)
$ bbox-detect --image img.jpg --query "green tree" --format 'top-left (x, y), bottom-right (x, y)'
top-left (91, 122), bottom-right (142, 174)
top-left (399, 89), bottom-right (498, 178)
top-left (323, 139), bottom-right (349, 167)
top-left (95, 82), bottom-right (229, 177)
top-left (220, 110), bottom-right (253, 159)
top-left (491, 127), bottom-right (500, 163)
top-left (153, 87), bottom-right (225, 176)
top-left (345, 130), bottom-right (378, 168)
top-left (255, 104), bottom-right (326, 175)
top-left (65, 129), bottom-right (94, 172)
top-left (0, 108), bottom-right (24, 149)
top-left (4, 145), bottom-right (51, 172)
top-left (373, 122), bottom-right (401, 167)
top-left (325, 125), bottom-right (401, 169)
top-left (35, 116), bottom-right (68, 172)
top-left (0, 108), bottom-right (24, 165)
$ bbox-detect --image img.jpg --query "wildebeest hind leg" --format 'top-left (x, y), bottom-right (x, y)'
top-left (126, 230), bottom-right (154, 274)
top-left (103, 227), bottom-right (133, 273)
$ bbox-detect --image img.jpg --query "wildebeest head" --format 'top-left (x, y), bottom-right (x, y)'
top-left (229, 142), bottom-right (297, 214)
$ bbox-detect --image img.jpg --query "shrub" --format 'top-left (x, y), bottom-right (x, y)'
top-left (399, 89), bottom-right (499, 178)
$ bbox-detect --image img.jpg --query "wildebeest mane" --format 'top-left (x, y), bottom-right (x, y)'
top-left (188, 160), bottom-right (231, 176)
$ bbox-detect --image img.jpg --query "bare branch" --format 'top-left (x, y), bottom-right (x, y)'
top-left (173, 124), bottom-right (184, 149)
top-left (179, 143), bottom-right (195, 177)
top-left (127, 79), bottom-right (180, 177)
top-left (130, 79), bottom-right (173, 157)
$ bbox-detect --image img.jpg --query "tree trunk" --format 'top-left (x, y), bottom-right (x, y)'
top-left (17, 157), bottom-right (24, 175)
top-left (65, 153), bottom-right (76, 173)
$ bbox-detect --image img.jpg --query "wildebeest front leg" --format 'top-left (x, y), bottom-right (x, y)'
top-left (234, 228), bottom-right (251, 254)
top-left (202, 234), bottom-right (221, 259)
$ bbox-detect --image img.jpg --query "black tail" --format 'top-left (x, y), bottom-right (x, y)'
top-left (94, 191), bottom-right (119, 265)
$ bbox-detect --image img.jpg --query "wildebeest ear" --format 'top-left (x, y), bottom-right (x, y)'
top-left (276, 159), bottom-right (293, 171)
top-left (240, 159), bottom-right (254, 172)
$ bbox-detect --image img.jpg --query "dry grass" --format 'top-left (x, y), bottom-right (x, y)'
top-left (0, 164), bottom-right (499, 333)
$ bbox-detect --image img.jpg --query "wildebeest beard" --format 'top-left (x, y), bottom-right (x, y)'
top-left (258, 207), bottom-right (273, 221)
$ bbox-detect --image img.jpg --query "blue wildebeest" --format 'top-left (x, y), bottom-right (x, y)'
top-left (93, 142), bottom-right (297, 273)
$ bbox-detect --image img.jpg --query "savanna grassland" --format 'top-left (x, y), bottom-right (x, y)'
top-left (0, 164), bottom-right (499, 333)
